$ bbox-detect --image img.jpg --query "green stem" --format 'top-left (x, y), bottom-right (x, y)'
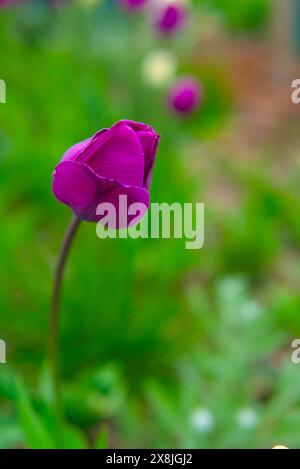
top-left (49, 215), bottom-right (81, 442)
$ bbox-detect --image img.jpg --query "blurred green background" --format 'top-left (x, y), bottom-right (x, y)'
top-left (1, 0), bottom-right (300, 449)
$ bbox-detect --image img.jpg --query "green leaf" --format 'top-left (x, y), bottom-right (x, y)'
top-left (94, 426), bottom-right (108, 449)
top-left (62, 424), bottom-right (89, 449)
top-left (16, 378), bottom-right (56, 449)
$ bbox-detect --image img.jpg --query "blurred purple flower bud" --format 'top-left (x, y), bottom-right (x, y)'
top-left (120, 0), bottom-right (148, 11)
top-left (0, 0), bottom-right (20, 6)
top-left (0, 0), bottom-right (66, 7)
top-left (52, 120), bottom-right (160, 227)
top-left (155, 3), bottom-right (186, 35)
top-left (169, 77), bottom-right (202, 114)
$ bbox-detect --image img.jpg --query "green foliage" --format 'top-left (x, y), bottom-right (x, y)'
top-left (197, 0), bottom-right (271, 33)
top-left (16, 378), bottom-right (55, 449)
top-left (144, 278), bottom-right (290, 449)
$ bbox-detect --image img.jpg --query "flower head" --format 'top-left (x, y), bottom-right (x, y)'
top-left (0, 0), bottom-right (20, 6)
top-left (169, 77), bottom-right (202, 114)
top-left (52, 120), bottom-right (160, 227)
top-left (236, 408), bottom-right (259, 430)
top-left (154, 3), bottom-right (186, 35)
top-left (142, 50), bottom-right (177, 87)
top-left (77, 0), bottom-right (101, 7)
top-left (120, 0), bottom-right (148, 11)
top-left (190, 408), bottom-right (214, 433)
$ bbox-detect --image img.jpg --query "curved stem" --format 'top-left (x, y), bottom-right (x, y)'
top-left (49, 215), bottom-right (81, 425)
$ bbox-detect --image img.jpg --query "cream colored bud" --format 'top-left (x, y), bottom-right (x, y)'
top-left (142, 50), bottom-right (177, 87)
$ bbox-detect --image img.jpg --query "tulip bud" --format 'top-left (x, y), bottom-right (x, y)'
top-left (154, 2), bottom-right (186, 35)
top-left (0, 0), bottom-right (20, 6)
top-left (52, 120), bottom-right (160, 228)
top-left (120, 0), bottom-right (148, 11)
top-left (169, 77), bottom-right (203, 114)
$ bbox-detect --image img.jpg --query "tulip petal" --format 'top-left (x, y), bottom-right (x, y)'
top-left (137, 130), bottom-right (159, 188)
top-left (82, 123), bottom-right (145, 188)
top-left (115, 120), bottom-right (160, 188)
top-left (52, 160), bottom-right (149, 226)
top-left (52, 160), bottom-right (99, 219)
top-left (61, 137), bottom-right (93, 162)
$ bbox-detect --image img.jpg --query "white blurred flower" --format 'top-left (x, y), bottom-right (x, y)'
top-left (77, 0), bottom-right (102, 7)
top-left (142, 50), bottom-right (177, 87)
top-left (273, 445), bottom-right (289, 449)
top-left (151, 0), bottom-right (189, 7)
top-left (236, 408), bottom-right (259, 430)
top-left (240, 301), bottom-right (261, 322)
top-left (190, 408), bottom-right (214, 433)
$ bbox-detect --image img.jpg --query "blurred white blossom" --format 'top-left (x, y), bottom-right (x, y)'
top-left (236, 408), bottom-right (259, 430)
top-left (240, 301), bottom-right (262, 322)
top-left (77, 0), bottom-right (102, 8)
top-left (142, 50), bottom-right (177, 87)
top-left (190, 408), bottom-right (214, 433)
top-left (152, 0), bottom-right (189, 7)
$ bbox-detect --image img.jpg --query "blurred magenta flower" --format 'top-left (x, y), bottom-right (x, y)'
top-left (154, 3), bottom-right (186, 35)
top-left (0, 0), bottom-right (20, 6)
top-left (52, 120), bottom-right (160, 226)
top-left (120, 0), bottom-right (148, 10)
top-left (169, 77), bottom-right (202, 114)
top-left (0, 0), bottom-right (64, 6)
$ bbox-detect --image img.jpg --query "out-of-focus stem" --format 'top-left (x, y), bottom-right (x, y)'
top-left (49, 215), bottom-right (81, 442)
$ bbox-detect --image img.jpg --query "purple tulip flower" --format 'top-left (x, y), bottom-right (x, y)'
top-left (154, 3), bottom-right (186, 35)
top-left (0, 0), bottom-right (61, 6)
top-left (52, 120), bottom-right (160, 227)
top-left (120, 0), bottom-right (148, 11)
top-left (0, 0), bottom-right (20, 6)
top-left (169, 77), bottom-right (202, 114)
